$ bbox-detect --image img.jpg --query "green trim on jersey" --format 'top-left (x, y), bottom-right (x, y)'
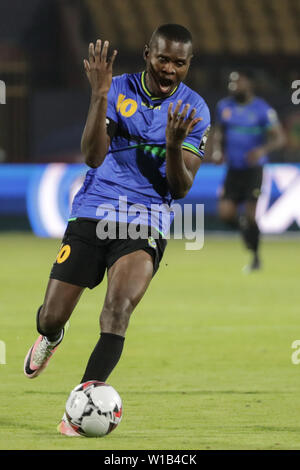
top-left (155, 228), bottom-right (166, 238)
top-left (182, 142), bottom-right (201, 157)
top-left (231, 125), bottom-right (264, 135)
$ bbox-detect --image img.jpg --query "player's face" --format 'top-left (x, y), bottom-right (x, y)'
top-left (144, 36), bottom-right (192, 97)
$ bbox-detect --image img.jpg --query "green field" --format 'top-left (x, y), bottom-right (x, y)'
top-left (0, 232), bottom-right (300, 450)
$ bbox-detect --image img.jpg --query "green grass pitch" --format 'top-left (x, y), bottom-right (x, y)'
top-left (0, 232), bottom-right (300, 450)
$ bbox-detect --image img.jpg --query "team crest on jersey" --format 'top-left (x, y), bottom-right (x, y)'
top-left (147, 236), bottom-right (157, 249)
top-left (199, 125), bottom-right (211, 152)
top-left (222, 108), bottom-right (232, 120)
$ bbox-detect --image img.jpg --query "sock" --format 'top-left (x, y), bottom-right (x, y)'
top-left (81, 333), bottom-right (125, 383)
top-left (239, 216), bottom-right (260, 255)
top-left (36, 305), bottom-right (63, 343)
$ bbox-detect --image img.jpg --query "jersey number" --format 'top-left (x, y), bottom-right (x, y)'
top-left (56, 244), bottom-right (71, 264)
top-left (117, 94), bottom-right (138, 118)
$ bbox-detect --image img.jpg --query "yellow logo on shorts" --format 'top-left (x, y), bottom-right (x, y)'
top-left (148, 236), bottom-right (157, 249)
top-left (252, 188), bottom-right (261, 199)
top-left (56, 244), bottom-right (71, 264)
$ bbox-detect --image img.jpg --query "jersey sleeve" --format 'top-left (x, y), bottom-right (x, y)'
top-left (106, 77), bottom-right (119, 138)
top-left (107, 78), bottom-right (118, 121)
top-left (182, 100), bottom-right (211, 159)
top-left (260, 101), bottom-right (279, 129)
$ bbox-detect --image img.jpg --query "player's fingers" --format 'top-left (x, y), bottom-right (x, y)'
top-left (83, 60), bottom-right (91, 81)
top-left (167, 102), bottom-right (173, 121)
top-left (187, 107), bottom-right (197, 122)
top-left (101, 40), bottom-right (109, 62)
top-left (173, 100), bottom-right (182, 119)
top-left (94, 39), bottom-right (101, 62)
top-left (83, 59), bottom-right (90, 71)
top-left (88, 42), bottom-right (95, 63)
top-left (187, 117), bottom-right (202, 133)
top-left (108, 49), bottom-right (118, 69)
top-left (178, 103), bottom-right (190, 122)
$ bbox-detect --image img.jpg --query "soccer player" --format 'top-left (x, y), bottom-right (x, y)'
top-left (212, 69), bottom-right (285, 271)
top-left (23, 24), bottom-right (210, 435)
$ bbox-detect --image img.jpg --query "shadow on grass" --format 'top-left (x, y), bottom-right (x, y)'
top-left (121, 390), bottom-right (293, 395)
top-left (24, 390), bottom-right (67, 396)
top-left (244, 425), bottom-right (300, 433)
top-left (23, 389), bottom-right (294, 396)
top-left (0, 417), bottom-right (57, 434)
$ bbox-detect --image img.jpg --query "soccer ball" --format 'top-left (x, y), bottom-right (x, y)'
top-left (65, 380), bottom-right (123, 437)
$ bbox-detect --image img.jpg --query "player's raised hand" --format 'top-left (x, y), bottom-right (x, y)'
top-left (166, 100), bottom-right (202, 146)
top-left (83, 40), bottom-right (117, 96)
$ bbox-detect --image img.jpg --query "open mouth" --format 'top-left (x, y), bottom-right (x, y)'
top-left (157, 77), bottom-right (174, 95)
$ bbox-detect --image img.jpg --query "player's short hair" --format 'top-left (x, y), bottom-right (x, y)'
top-left (150, 24), bottom-right (193, 47)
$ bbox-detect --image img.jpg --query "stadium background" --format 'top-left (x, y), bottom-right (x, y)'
top-left (1, 0), bottom-right (300, 451)
top-left (0, 0), bottom-right (299, 234)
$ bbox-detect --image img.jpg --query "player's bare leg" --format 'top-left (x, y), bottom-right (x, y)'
top-left (24, 279), bottom-right (84, 378)
top-left (38, 279), bottom-right (84, 335)
top-left (58, 249), bottom-right (154, 436)
top-left (218, 198), bottom-right (238, 225)
top-left (80, 249), bottom-right (154, 384)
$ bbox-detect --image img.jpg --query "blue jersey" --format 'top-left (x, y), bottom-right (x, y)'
top-left (216, 96), bottom-right (279, 170)
top-left (70, 72), bottom-right (210, 235)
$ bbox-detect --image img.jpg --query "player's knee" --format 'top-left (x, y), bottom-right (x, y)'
top-left (100, 297), bottom-right (134, 335)
top-left (219, 201), bottom-right (233, 221)
top-left (219, 208), bottom-right (235, 223)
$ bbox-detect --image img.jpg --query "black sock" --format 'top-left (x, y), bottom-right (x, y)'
top-left (36, 305), bottom-right (63, 343)
top-left (81, 333), bottom-right (125, 383)
top-left (239, 216), bottom-right (260, 255)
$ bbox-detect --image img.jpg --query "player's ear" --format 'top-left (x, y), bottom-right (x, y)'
top-left (187, 52), bottom-right (193, 66)
top-left (143, 44), bottom-right (150, 61)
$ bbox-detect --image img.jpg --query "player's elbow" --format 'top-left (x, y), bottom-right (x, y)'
top-left (82, 143), bottom-right (106, 168)
top-left (84, 153), bottom-right (103, 168)
top-left (170, 187), bottom-right (190, 200)
top-left (85, 158), bottom-right (99, 169)
top-left (82, 137), bottom-right (109, 168)
top-left (169, 179), bottom-right (193, 200)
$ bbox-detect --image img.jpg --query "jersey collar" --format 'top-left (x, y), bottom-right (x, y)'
top-left (140, 71), bottom-right (179, 101)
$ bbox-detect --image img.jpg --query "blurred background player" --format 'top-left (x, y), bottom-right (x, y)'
top-left (212, 69), bottom-right (286, 271)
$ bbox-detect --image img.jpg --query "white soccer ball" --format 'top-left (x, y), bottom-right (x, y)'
top-left (65, 380), bottom-right (123, 437)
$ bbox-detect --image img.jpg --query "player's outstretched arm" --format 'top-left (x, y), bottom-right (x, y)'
top-left (165, 100), bottom-right (202, 199)
top-left (81, 40), bottom-right (118, 168)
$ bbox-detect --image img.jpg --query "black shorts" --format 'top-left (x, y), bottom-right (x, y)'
top-left (50, 219), bottom-right (167, 289)
top-left (221, 167), bottom-right (263, 203)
